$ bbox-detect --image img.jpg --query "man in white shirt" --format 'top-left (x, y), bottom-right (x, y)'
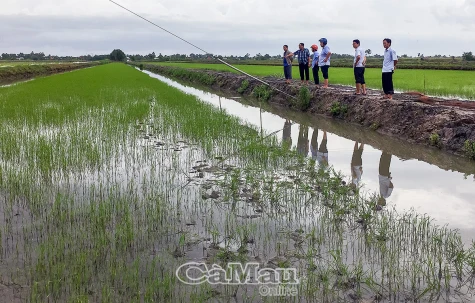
top-left (353, 39), bottom-right (367, 95)
top-left (382, 38), bottom-right (398, 99)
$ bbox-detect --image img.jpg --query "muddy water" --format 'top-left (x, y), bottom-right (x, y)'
top-left (140, 69), bottom-right (475, 245)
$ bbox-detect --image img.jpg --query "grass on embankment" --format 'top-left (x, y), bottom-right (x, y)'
top-left (152, 62), bottom-right (475, 100)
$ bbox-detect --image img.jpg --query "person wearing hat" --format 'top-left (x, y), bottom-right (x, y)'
top-left (318, 38), bottom-right (332, 88)
top-left (286, 43), bottom-right (311, 85)
top-left (310, 44), bottom-right (320, 86)
top-left (353, 39), bottom-right (367, 95)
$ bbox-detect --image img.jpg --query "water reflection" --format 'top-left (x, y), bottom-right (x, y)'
top-left (297, 125), bottom-right (309, 157)
top-left (351, 142), bottom-right (364, 189)
top-left (317, 130), bottom-right (329, 167)
top-left (378, 151), bottom-right (394, 206)
top-left (140, 68), bottom-right (475, 243)
top-left (310, 128), bottom-right (318, 160)
top-left (282, 119), bottom-right (292, 149)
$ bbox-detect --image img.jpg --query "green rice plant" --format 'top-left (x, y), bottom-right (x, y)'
top-left (1, 63), bottom-right (475, 302)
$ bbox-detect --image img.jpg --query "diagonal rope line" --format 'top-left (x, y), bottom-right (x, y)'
top-left (108, 0), bottom-right (297, 100)
top-left (109, 0), bottom-right (209, 54)
top-left (109, 0), bottom-right (305, 169)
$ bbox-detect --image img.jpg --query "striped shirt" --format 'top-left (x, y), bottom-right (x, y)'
top-left (293, 48), bottom-right (310, 64)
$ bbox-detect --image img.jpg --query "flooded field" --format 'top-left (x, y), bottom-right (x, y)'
top-left (142, 70), bottom-right (475, 245)
top-left (0, 63), bottom-right (474, 302)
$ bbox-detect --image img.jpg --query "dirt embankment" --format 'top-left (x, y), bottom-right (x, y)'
top-left (139, 64), bottom-right (475, 159)
top-left (0, 63), bottom-right (102, 85)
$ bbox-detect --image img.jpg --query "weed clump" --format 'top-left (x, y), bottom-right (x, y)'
top-left (429, 133), bottom-right (441, 147)
top-left (463, 140), bottom-right (475, 159)
top-left (237, 80), bottom-right (249, 94)
top-left (370, 122), bottom-right (380, 130)
top-left (297, 86), bottom-right (311, 110)
top-left (252, 84), bottom-right (272, 102)
top-left (330, 101), bottom-right (348, 116)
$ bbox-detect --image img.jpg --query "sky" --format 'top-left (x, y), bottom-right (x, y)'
top-left (1, 0), bottom-right (474, 57)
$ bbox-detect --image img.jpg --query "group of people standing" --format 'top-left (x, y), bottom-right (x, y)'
top-left (283, 38), bottom-right (398, 99)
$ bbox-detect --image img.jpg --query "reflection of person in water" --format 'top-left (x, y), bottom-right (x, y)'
top-left (316, 131), bottom-right (329, 166)
top-left (282, 119), bottom-right (292, 149)
top-left (310, 128), bottom-right (318, 160)
top-left (378, 151), bottom-right (394, 206)
top-left (296, 124), bottom-right (309, 157)
top-left (351, 142), bottom-right (364, 187)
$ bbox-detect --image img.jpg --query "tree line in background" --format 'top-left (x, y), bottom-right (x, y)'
top-left (1, 50), bottom-right (474, 62)
top-left (121, 50), bottom-right (475, 62)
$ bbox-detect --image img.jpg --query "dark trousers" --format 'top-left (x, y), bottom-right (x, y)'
top-left (321, 65), bottom-right (329, 79)
top-left (298, 63), bottom-right (309, 81)
top-left (312, 66), bottom-right (320, 84)
top-left (382, 72), bottom-right (394, 95)
top-left (379, 152), bottom-right (392, 177)
top-left (354, 67), bottom-right (365, 84)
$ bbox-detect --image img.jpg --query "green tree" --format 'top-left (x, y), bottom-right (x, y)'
top-left (110, 49), bottom-right (126, 61)
top-left (462, 52), bottom-right (474, 61)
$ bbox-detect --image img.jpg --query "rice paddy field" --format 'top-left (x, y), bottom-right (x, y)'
top-left (1, 63), bottom-right (475, 302)
top-left (151, 62), bottom-right (475, 100)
